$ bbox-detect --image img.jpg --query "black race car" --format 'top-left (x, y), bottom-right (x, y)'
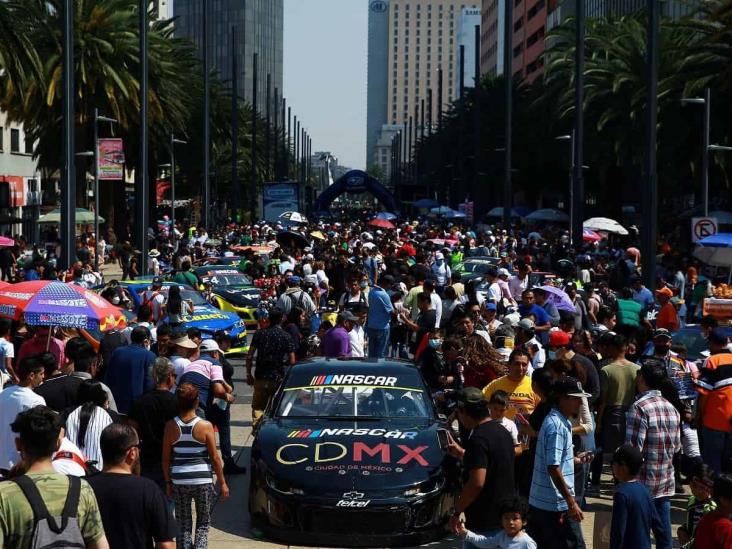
top-left (249, 358), bottom-right (459, 547)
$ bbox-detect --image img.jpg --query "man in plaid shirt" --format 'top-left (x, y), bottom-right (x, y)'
top-left (626, 360), bottom-right (681, 549)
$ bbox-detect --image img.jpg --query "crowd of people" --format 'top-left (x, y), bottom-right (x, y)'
top-left (0, 213), bottom-right (729, 548)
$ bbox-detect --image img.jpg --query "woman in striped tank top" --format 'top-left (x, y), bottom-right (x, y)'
top-left (162, 382), bottom-right (229, 549)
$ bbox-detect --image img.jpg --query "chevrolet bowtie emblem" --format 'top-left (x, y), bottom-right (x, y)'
top-left (342, 491), bottom-right (365, 500)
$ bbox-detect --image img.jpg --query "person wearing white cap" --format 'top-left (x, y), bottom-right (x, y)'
top-left (178, 340), bottom-right (233, 417)
top-left (169, 335), bottom-right (198, 385)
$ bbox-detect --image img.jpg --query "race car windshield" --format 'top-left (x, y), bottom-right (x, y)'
top-left (277, 385), bottom-right (432, 419)
top-left (208, 274), bottom-right (252, 286)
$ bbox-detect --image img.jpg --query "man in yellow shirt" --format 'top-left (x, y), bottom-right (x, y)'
top-left (483, 348), bottom-right (540, 419)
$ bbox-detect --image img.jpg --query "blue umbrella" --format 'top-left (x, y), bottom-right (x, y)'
top-left (443, 210), bottom-right (467, 219)
top-left (376, 212), bottom-right (397, 220)
top-left (414, 198), bottom-right (440, 209)
top-left (694, 233), bottom-right (732, 267)
top-left (430, 206), bottom-right (454, 215)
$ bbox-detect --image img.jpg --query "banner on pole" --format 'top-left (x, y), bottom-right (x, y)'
top-left (97, 139), bottom-right (125, 180)
top-left (262, 182), bottom-right (300, 223)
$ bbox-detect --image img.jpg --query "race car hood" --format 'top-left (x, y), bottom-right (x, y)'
top-left (181, 305), bottom-right (245, 335)
top-left (214, 286), bottom-right (260, 307)
top-left (255, 418), bottom-right (446, 496)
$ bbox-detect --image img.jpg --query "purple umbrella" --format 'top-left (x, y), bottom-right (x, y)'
top-left (539, 285), bottom-right (576, 313)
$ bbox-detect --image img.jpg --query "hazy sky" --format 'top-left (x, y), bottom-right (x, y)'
top-left (283, 0), bottom-right (367, 169)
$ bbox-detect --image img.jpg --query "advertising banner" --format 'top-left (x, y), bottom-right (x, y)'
top-left (458, 201), bottom-right (475, 223)
top-left (97, 138), bottom-right (125, 180)
top-left (263, 182), bottom-right (300, 223)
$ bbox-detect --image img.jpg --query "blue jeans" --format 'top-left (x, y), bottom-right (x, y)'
top-left (462, 528), bottom-right (502, 549)
top-left (653, 497), bottom-right (672, 549)
top-left (701, 427), bottom-right (732, 475)
top-left (367, 327), bottom-right (390, 358)
top-left (206, 403), bottom-right (233, 464)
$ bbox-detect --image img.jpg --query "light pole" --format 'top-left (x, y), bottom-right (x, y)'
top-left (556, 134), bottom-right (574, 242)
top-left (502, 0), bottom-right (514, 230)
top-left (573, 0), bottom-right (586, 248)
top-left (92, 108), bottom-right (117, 272)
top-left (682, 88), bottom-right (711, 216)
top-left (139, 0), bottom-right (150, 275)
top-left (62, 0), bottom-right (76, 270)
top-left (170, 135), bottom-right (187, 238)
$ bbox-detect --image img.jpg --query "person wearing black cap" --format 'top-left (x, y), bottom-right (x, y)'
top-left (695, 328), bottom-right (732, 475)
top-left (527, 377), bottom-right (589, 548)
top-left (609, 444), bottom-right (669, 549)
top-left (446, 387), bottom-right (516, 545)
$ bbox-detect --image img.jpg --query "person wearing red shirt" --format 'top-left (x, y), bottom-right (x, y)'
top-left (694, 473), bottom-right (732, 549)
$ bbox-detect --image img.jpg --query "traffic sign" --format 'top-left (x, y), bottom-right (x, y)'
top-left (692, 217), bottom-right (718, 242)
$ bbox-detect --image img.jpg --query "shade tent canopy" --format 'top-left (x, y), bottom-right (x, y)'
top-left (38, 208), bottom-right (104, 224)
top-left (314, 170), bottom-right (400, 214)
top-left (486, 207), bottom-right (527, 218)
top-left (413, 198), bottom-right (440, 209)
top-left (526, 209), bottom-right (570, 222)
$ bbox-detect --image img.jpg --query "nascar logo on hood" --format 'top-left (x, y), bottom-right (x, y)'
top-left (288, 428), bottom-right (417, 440)
top-left (309, 374), bottom-right (398, 387)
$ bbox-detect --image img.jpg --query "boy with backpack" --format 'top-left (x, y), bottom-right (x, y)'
top-left (0, 406), bottom-right (109, 549)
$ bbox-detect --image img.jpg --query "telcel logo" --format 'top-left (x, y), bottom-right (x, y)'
top-left (276, 442), bottom-right (429, 466)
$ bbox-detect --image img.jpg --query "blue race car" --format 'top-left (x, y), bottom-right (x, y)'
top-left (118, 279), bottom-right (248, 354)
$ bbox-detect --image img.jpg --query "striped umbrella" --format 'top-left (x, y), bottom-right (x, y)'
top-left (0, 281), bottom-right (126, 331)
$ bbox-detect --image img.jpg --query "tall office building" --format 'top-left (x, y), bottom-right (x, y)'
top-left (366, 0), bottom-right (391, 170)
top-left (455, 7), bottom-right (482, 95)
top-left (174, 0), bottom-right (283, 105)
top-left (481, 0), bottom-right (546, 81)
top-left (367, 0), bottom-right (480, 168)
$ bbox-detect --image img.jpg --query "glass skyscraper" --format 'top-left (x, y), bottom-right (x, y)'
top-left (174, 0), bottom-right (284, 106)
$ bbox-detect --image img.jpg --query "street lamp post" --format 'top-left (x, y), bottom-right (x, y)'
top-left (572, 0), bottom-right (586, 247)
top-left (682, 88), bottom-right (711, 216)
top-left (502, 0), bottom-right (514, 230)
top-left (92, 108), bottom-right (117, 273)
top-left (556, 134), bottom-right (574, 242)
top-left (62, 0), bottom-right (76, 270)
top-left (170, 135), bottom-right (187, 239)
top-left (139, 0), bottom-right (150, 275)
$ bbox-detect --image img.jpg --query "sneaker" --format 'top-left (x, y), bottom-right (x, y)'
top-left (223, 462), bottom-right (247, 475)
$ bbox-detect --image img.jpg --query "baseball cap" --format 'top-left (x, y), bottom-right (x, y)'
top-left (485, 302), bottom-right (497, 311)
top-left (518, 318), bottom-right (535, 332)
top-left (708, 328), bottom-right (729, 345)
top-left (151, 276), bottom-right (163, 287)
top-left (199, 339), bottom-right (221, 353)
top-left (655, 287), bottom-right (673, 298)
top-left (497, 268), bottom-right (510, 278)
top-left (287, 275), bottom-right (302, 284)
top-left (652, 328), bottom-right (672, 340)
top-left (171, 336), bottom-right (197, 350)
top-left (565, 281), bottom-right (577, 290)
top-left (455, 387), bottom-right (488, 406)
top-left (548, 330), bottom-right (571, 348)
top-left (554, 376), bottom-right (591, 398)
top-left (435, 252), bottom-right (444, 260)
top-left (338, 310), bottom-right (358, 323)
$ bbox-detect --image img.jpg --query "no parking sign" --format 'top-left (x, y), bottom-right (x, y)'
top-left (692, 217), bottom-right (718, 242)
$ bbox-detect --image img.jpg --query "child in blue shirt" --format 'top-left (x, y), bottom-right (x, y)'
top-left (457, 496), bottom-right (537, 548)
top-left (610, 444), bottom-right (670, 549)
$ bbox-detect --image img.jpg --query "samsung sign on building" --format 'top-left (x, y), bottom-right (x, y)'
top-left (370, 0), bottom-right (387, 13)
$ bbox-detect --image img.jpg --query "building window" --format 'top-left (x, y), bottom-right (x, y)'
top-left (10, 129), bottom-right (19, 153)
top-left (0, 128), bottom-right (3, 151)
top-left (24, 135), bottom-right (32, 155)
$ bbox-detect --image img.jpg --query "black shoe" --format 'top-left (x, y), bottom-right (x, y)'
top-left (224, 462), bottom-right (247, 475)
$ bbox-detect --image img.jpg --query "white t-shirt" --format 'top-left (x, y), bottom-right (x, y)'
top-left (0, 339), bottom-right (14, 373)
top-left (494, 416), bottom-right (519, 445)
top-left (349, 325), bottom-right (366, 358)
top-left (0, 385), bottom-right (45, 469)
top-left (52, 437), bottom-right (87, 477)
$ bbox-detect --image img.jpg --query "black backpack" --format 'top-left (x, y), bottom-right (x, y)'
top-left (12, 474), bottom-right (86, 549)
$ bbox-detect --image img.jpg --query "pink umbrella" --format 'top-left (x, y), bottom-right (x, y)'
top-left (0, 237), bottom-right (14, 247)
top-left (368, 218), bottom-right (396, 229)
top-left (582, 228), bottom-right (602, 243)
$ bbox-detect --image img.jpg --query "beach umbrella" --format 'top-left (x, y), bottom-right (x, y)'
top-left (0, 281), bottom-right (126, 331)
top-left (369, 219), bottom-right (396, 229)
top-left (38, 208), bottom-right (104, 224)
top-left (309, 230), bottom-right (326, 240)
top-left (430, 206), bottom-right (454, 216)
top-left (538, 285), bottom-right (577, 313)
top-left (275, 230), bottom-right (309, 249)
top-left (583, 217), bottom-right (628, 235)
top-left (693, 233), bottom-right (732, 267)
top-left (278, 211), bottom-right (308, 224)
top-left (526, 208), bottom-right (570, 222)
top-left (413, 198), bottom-right (440, 209)
top-left (486, 207), bottom-right (522, 218)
